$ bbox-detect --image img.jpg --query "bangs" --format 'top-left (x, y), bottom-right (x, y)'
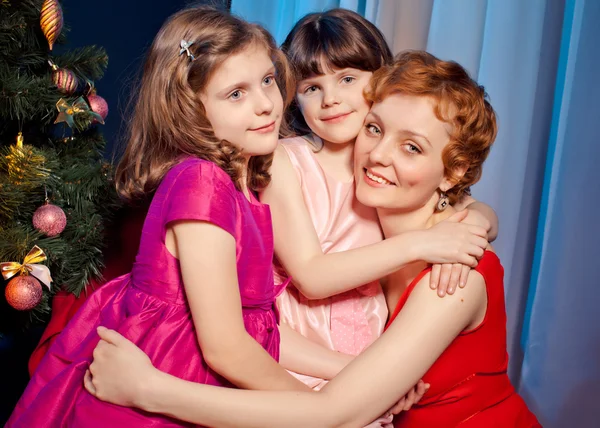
top-left (285, 14), bottom-right (387, 81)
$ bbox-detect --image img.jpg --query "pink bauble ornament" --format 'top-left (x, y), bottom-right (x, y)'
top-left (87, 92), bottom-right (108, 121)
top-left (33, 203), bottom-right (67, 237)
top-left (5, 275), bottom-right (43, 311)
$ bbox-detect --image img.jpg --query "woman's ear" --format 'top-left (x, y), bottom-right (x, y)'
top-left (440, 166), bottom-right (467, 192)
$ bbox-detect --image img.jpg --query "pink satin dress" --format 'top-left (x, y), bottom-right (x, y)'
top-left (274, 136), bottom-right (392, 427)
top-left (8, 158), bottom-right (281, 427)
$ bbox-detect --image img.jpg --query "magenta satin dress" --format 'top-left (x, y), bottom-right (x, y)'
top-left (8, 158), bottom-right (281, 427)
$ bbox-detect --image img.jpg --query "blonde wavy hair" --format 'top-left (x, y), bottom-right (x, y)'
top-left (116, 6), bottom-right (294, 201)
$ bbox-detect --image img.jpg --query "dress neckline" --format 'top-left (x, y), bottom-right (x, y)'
top-left (302, 134), bottom-right (355, 186)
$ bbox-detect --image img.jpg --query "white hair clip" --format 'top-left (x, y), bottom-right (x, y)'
top-left (179, 40), bottom-right (195, 61)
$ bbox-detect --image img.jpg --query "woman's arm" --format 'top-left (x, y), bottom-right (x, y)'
top-left (87, 270), bottom-right (487, 427)
top-left (279, 322), bottom-right (353, 380)
top-left (170, 221), bottom-right (309, 392)
top-left (262, 145), bottom-right (488, 299)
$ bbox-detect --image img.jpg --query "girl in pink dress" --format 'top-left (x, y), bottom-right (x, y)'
top-left (259, 9), bottom-right (500, 425)
top-left (7, 7), bottom-right (311, 427)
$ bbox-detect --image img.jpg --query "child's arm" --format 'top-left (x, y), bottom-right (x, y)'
top-left (169, 220), bottom-right (310, 392)
top-left (261, 145), bottom-right (488, 300)
top-left (86, 268), bottom-right (486, 427)
top-left (455, 195), bottom-right (498, 242)
top-left (279, 322), bottom-right (353, 380)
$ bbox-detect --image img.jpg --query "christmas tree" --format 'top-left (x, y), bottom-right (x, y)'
top-left (0, 0), bottom-right (118, 334)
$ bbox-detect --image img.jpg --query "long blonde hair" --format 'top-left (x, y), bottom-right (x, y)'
top-left (116, 6), bottom-right (294, 201)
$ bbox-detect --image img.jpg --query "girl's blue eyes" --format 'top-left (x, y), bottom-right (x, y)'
top-left (229, 75), bottom-right (275, 100)
top-left (302, 76), bottom-right (356, 94)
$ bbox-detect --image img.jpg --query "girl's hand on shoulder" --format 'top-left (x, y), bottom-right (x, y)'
top-left (84, 326), bottom-right (156, 409)
top-left (429, 263), bottom-right (472, 297)
top-left (427, 207), bottom-right (492, 296)
top-left (416, 210), bottom-right (487, 267)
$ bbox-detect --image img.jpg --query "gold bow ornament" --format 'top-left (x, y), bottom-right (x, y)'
top-left (0, 245), bottom-right (53, 290)
top-left (54, 97), bottom-right (104, 128)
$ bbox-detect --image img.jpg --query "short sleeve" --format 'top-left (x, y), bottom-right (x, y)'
top-left (163, 160), bottom-right (238, 237)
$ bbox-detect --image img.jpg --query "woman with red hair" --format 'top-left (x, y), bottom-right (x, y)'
top-left (85, 51), bottom-right (540, 427)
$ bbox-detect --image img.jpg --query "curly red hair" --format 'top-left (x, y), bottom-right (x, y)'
top-left (365, 51), bottom-right (497, 204)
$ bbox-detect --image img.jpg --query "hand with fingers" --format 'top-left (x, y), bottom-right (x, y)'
top-left (429, 208), bottom-right (492, 296)
top-left (414, 209), bottom-right (488, 269)
top-left (387, 380), bottom-right (430, 415)
top-left (429, 263), bottom-right (473, 297)
top-left (84, 326), bottom-right (156, 408)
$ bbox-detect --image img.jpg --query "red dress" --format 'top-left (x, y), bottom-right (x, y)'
top-left (386, 251), bottom-right (541, 427)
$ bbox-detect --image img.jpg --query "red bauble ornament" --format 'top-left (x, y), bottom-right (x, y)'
top-left (53, 67), bottom-right (78, 95)
top-left (87, 92), bottom-right (108, 122)
top-left (5, 275), bottom-right (43, 311)
top-left (33, 202), bottom-right (67, 237)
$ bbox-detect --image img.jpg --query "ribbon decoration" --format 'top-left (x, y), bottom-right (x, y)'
top-left (54, 96), bottom-right (104, 127)
top-left (0, 245), bottom-right (53, 290)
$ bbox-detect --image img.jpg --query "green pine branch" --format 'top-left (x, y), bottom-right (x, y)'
top-left (52, 46), bottom-right (109, 82)
top-left (0, 0), bottom-right (119, 333)
top-left (0, 70), bottom-right (59, 122)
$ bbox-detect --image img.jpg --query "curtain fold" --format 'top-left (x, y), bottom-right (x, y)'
top-left (519, 0), bottom-right (600, 426)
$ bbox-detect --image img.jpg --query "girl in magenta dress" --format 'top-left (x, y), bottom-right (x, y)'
top-left (7, 6), bottom-right (308, 427)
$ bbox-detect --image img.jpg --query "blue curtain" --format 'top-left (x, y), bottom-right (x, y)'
top-left (232, 0), bottom-right (360, 44)
top-left (231, 0), bottom-right (600, 425)
top-left (519, 1), bottom-right (600, 426)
